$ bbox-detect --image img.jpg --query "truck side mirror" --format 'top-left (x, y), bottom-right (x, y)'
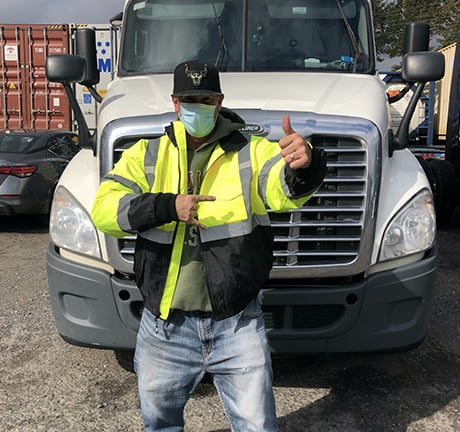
top-left (389, 21), bottom-right (446, 155)
top-left (402, 51), bottom-right (445, 83)
top-left (388, 22), bottom-right (432, 104)
top-left (74, 28), bottom-right (102, 103)
top-left (392, 51), bottom-right (445, 153)
top-left (46, 55), bottom-right (94, 152)
top-left (74, 28), bottom-right (100, 88)
top-left (404, 22), bottom-right (430, 54)
top-left (46, 54), bottom-right (86, 84)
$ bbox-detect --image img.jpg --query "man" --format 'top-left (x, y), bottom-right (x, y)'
top-left (91, 60), bottom-right (326, 431)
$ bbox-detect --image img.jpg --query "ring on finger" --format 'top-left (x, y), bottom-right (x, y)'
top-left (290, 153), bottom-right (296, 161)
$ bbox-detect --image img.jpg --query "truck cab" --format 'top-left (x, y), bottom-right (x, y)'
top-left (46, 0), bottom-right (444, 355)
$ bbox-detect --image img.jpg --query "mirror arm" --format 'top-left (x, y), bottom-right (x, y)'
top-left (391, 82), bottom-right (426, 154)
top-left (86, 85), bottom-right (103, 103)
top-left (62, 83), bottom-right (95, 154)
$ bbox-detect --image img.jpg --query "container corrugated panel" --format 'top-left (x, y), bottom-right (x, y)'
top-left (435, 43), bottom-right (457, 138)
top-left (0, 24), bottom-right (72, 131)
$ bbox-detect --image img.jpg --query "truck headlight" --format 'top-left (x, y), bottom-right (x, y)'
top-left (50, 186), bottom-right (101, 259)
top-left (380, 189), bottom-right (435, 261)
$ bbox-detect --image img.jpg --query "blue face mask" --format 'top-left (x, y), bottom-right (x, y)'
top-left (179, 102), bottom-right (217, 138)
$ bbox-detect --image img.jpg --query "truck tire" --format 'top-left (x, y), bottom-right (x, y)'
top-left (114, 349), bottom-right (135, 373)
top-left (427, 158), bottom-right (458, 228)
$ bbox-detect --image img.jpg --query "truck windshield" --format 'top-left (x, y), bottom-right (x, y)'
top-left (120, 0), bottom-right (373, 74)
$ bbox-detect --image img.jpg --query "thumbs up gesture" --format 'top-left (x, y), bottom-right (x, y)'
top-left (278, 115), bottom-right (312, 169)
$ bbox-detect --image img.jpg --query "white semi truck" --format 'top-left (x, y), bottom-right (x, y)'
top-left (45, 0), bottom-right (444, 357)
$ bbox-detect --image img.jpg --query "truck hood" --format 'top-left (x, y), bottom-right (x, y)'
top-left (100, 72), bottom-right (388, 131)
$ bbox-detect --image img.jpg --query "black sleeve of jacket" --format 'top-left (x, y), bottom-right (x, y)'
top-left (285, 147), bottom-right (327, 197)
top-left (127, 192), bottom-right (178, 232)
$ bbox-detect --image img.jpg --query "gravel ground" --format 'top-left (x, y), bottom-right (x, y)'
top-left (0, 213), bottom-right (459, 432)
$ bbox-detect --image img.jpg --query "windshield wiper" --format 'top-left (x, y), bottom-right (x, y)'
top-left (335, 0), bottom-right (360, 72)
top-left (211, 1), bottom-right (229, 70)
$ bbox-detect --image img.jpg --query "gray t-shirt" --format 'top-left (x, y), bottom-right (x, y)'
top-left (171, 143), bottom-right (215, 312)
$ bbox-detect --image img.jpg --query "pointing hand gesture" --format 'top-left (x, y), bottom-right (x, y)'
top-left (278, 115), bottom-right (312, 170)
top-left (175, 194), bottom-right (216, 229)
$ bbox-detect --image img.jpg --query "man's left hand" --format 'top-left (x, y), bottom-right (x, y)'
top-left (278, 115), bottom-right (312, 170)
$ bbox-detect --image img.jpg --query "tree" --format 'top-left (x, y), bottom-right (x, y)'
top-left (372, 0), bottom-right (460, 62)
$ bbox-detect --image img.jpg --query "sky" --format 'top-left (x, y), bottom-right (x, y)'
top-left (0, 0), bottom-right (125, 25)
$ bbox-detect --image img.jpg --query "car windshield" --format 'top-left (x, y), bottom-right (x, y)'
top-left (120, 0), bottom-right (373, 74)
top-left (0, 135), bottom-right (37, 153)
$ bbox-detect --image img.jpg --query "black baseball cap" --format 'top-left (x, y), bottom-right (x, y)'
top-left (172, 60), bottom-right (223, 97)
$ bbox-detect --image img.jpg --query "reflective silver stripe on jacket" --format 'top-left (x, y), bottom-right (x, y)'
top-left (200, 213), bottom-right (271, 242)
top-left (102, 174), bottom-right (144, 233)
top-left (144, 138), bottom-right (161, 189)
top-left (117, 193), bottom-right (138, 232)
top-left (200, 143), bottom-right (271, 243)
top-left (138, 228), bottom-right (176, 244)
top-left (104, 173), bottom-right (144, 194)
top-left (258, 154), bottom-right (283, 205)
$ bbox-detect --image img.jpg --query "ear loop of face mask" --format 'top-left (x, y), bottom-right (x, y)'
top-left (179, 102), bottom-right (217, 138)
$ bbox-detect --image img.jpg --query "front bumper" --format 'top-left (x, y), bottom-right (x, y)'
top-left (47, 243), bottom-right (143, 350)
top-left (46, 242), bottom-right (438, 353)
top-left (264, 246), bottom-right (438, 353)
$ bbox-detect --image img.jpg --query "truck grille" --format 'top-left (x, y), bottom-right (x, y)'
top-left (114, 134), bottom-right (370, 277)
top-left (271, 136), bottom-right (366, 270)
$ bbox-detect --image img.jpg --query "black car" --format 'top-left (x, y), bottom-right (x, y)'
top-left (0, 130), bottom-right (80, 219)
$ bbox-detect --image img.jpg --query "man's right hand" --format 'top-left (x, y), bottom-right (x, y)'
top-left (175, 194), bottom-right (216, 229)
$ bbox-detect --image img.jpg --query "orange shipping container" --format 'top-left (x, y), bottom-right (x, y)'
top-left (0, 24), bottom-right (72, 131)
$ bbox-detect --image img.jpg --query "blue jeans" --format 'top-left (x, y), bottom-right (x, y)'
top-left (134, 299), bottom-right (278, 432)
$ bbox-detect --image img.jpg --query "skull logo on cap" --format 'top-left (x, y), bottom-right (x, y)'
top-left (185, 64), bottom-right (208, 86)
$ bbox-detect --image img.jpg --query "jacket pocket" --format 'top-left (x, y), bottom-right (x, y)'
top-left (198, 193), bottom-right (248, 225)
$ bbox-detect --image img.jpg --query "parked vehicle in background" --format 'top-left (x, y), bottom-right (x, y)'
top-left (0, 130), bottom-right (80, 220)
top-left (0, 23), bottom-right (116, 223)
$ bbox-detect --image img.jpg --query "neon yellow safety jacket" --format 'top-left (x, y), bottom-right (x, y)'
top-left (92, 110), bottom-right (326, 320)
